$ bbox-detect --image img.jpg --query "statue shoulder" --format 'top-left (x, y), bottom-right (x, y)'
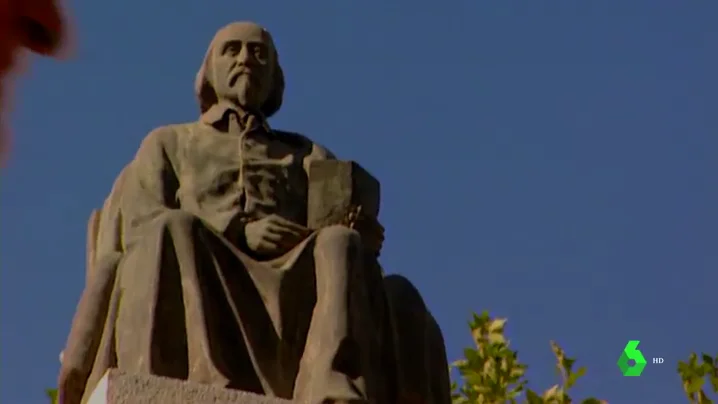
top-left (273, 129), bottom-right (336, 160)
top-left (134, 122), bottom-right (194, 162)
top-left (310, 141), bottom-right (336, 160)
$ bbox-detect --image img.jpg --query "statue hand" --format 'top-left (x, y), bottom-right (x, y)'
top-left (244, 214), bottom-right (311, 255)
top-left (344, 205), bottom-right (384, 257)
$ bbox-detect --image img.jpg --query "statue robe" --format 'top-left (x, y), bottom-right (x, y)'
top-left (62, 102), bottom-right (388, 404)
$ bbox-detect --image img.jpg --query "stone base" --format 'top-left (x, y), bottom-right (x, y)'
top-left (87, 369), bottom-right (293, 404)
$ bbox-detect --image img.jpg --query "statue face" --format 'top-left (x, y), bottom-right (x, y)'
top-left (210, 22), bottom-right (275, 113)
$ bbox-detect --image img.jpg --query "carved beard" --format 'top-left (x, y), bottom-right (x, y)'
top-left (231, 74), bottom-right (255, 108)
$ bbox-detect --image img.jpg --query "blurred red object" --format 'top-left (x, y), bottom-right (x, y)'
top-left (0, 0), bottom-right (68, 163)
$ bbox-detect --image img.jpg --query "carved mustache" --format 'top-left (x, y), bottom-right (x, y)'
top-left (229, 67), bottom-right (253, 86)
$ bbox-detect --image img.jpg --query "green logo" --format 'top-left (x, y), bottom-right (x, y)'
top-left (617, 340), bottom-right (647, 376)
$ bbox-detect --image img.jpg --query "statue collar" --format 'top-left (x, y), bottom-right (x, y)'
top-left (200, 101), bottom-right (271, 133)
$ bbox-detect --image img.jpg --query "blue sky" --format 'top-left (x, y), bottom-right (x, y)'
top-left (1, 1), bottom-right (716, 403)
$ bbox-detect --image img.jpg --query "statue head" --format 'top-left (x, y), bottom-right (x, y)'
top-left (194, 21), bottom-right (284, 118)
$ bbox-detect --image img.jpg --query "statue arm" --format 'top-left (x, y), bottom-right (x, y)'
top-left (121, 126), bottom-right (181, 248)
top-left (58, 167), bottom-right (134, 400)
top-left (94, 165), bottom-right (131, 261)
top-left (59, 129), bottom-right (182, 401)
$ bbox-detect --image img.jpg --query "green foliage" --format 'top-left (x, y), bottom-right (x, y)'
top-left (450, 311), bottom-right (605, 404)
top-left (46, 388), bottom-right (58, 404)
top-left (677, 352), bottom-right (718, 404)
top-left (451, 311), bottom-right (717, 404)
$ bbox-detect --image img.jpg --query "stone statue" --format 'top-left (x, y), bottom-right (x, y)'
top-left (58, 21), bottom-right (450, 404)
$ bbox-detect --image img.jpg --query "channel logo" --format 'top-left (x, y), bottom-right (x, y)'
top-left (617, 340), bottom-right (649, 376)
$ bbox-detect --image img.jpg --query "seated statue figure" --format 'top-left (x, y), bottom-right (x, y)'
top-left (58, 21), bottom-right (450, 404)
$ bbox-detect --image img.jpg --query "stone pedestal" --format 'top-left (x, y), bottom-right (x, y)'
top-left (87, 369), bottom-right (293, 404)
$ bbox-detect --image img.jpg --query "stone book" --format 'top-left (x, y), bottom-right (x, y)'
top-left (306, 160), bottom-right (381, 230)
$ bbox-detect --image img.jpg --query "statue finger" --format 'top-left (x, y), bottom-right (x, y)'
top-left (262, 231), bottom-right (283, 242)
top-left (267, 223), bottom-right (306, 238)
top-left (269, 216), bottom-right (309, 233)
top-left (257, 240), bottom-right (279, 254)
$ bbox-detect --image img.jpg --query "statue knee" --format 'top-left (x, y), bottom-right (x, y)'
top-left (124, 210), bottom-right (198, 251)
top-left (312, 225), bottom-right (362, 284)
top-left (314, 224), bottom-right (362, 255)
top-left (156, 210), bottom-right (198, 229)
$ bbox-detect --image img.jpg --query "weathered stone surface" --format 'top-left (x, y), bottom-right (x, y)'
top-left (59, 19), bottom-right (451, 404)
top-left (307, 160), bottom-right (380, 230)
top-left (87, 370), bottom-right (292, 404)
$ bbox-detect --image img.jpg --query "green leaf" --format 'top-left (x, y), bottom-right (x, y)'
top-left (685, 376), bottom-right (705, 394)
top-left (541, 384), bottom-right (562, 401)
top-left (46, 388), bottom-right (58, 404)
top-left (526, 389), bottom-right (544, 404)
top-left (678, 360), bottom-right (691, 375)
top-left (567, 366), bottom-right (587, 389)
top-left (488, 317), bottom-right (507, 333)
top-left (689, 353), bottom-right (699, 367)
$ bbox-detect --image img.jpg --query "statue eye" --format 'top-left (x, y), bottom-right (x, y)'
top-left (223, 42), bottom-right (242, 56)
top-left (251, 44), bottom-right (266, 60)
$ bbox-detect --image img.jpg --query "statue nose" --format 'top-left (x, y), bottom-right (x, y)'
top-left (236, 47), bottom-right (251, 64)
